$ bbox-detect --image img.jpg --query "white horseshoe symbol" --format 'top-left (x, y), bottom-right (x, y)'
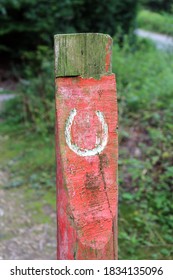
top-left (65, 109), bottom-right (108, 157)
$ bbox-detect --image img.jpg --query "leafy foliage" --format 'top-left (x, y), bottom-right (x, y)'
top-left (0, 0), bottom-right (138, 58)
top-left (1, 46), bottom-right (54, 134)
top-left (72, 0), bottom-right (138, 37)
top-left (0, 0), bottom-right (74, 56)
top-left (113, 39), bottom-right (173, 259)
top-left (137, 9), bottom-right (173, 36)
top-left (141, 0), bottom-right (173, 13)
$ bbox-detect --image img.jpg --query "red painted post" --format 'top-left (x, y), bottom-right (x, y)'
top-left (54, 33), bottom-right (118, 259)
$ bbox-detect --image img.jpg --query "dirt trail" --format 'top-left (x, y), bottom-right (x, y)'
top-left (0, 97), bottom-right (56, 259)
top-left (0, 186), bottom-right (56, 259)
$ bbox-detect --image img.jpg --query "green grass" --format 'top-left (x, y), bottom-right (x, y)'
top-left (24, 188), bottom-right (56, 224)
top-left (0, 124), bottom-right (56, 224)
top-left (0, 125), bottom-right (55, 175)
top-left (0, 90), bottom-right (14, 94)
top-left (137, 9), bottom-right (173, 36)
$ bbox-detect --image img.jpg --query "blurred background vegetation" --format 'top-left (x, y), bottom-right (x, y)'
top-left (0, 0), bottom-right (173, 259)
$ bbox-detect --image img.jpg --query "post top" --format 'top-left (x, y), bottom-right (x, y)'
top-left (54, 33), bottom-right (112, 79)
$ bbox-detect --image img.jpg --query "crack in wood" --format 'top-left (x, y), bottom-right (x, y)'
top-left (98, 153), bottom-right (113, 218)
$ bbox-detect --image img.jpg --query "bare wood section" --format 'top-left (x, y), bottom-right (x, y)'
top-left (54, 33), bottom-right (112, 79)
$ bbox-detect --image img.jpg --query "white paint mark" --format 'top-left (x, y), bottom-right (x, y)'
top-left (65, 109), bottom-right (108, 157)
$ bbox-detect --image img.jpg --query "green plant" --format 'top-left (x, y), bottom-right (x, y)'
top-left (0, 0), bottom-right (138, 59)
top-left (141, 0), bottom-right (173, 13)
top-left (112, 38), bottom-right (173, 259)
top-left (1, 46), bottom-right (54, 134)
top-left (137, 10), bottom-right (173, 36)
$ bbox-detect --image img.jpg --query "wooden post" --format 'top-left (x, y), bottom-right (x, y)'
top-left (54, 33), bottom-right (118, 260)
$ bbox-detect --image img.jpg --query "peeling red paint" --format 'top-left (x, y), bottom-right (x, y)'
top-left (55, 75), bottom-right (118, 259)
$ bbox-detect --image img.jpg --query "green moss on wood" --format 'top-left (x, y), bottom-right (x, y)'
top-left (54, 33), bottom-right (112, 79)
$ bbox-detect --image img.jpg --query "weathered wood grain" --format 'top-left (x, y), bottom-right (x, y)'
top-left (54, 33), bottom-right (112, 79)
top-left (54, 33), bottom-right (118, 259)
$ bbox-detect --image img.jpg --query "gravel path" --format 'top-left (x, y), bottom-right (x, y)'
top-left (0, 187), bottom-right (56, 260)
top-left (0, 94), bottom-right (16, 102)
top-left (135, 29), bottom-right (173, 50)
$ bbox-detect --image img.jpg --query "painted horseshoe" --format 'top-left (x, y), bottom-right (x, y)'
top-left (65, 109), bottom-right (108, 157)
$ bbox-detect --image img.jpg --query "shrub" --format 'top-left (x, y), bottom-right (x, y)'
top-left (112, 38), bottom-right (173, 259)
top-left (1, 46), bottom-right (55, 135)
top-left (0, 0), bottom-right (138, 59)
top-left (141, 0), bottom-right (173, 13)
top-left (137, 9), bottom-right (173, 36)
